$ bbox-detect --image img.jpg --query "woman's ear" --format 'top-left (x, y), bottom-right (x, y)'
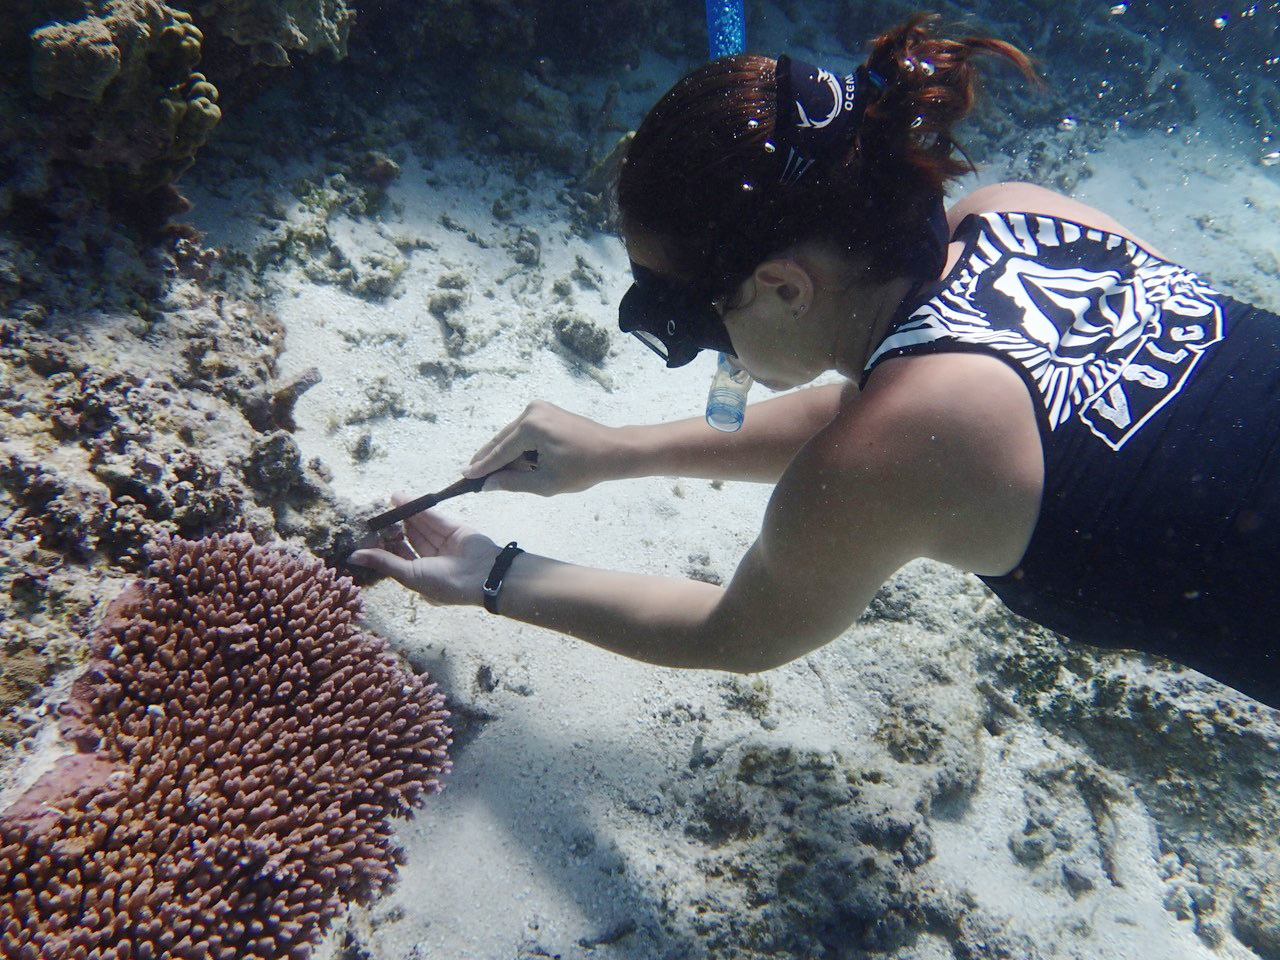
top-left (754, 259), bottom-right (815, 317)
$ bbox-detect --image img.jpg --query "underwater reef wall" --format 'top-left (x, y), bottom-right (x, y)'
top-left (192, 0), bottom-right (354, 61)
top-left (6, 0), bottom-right (1272, 235)
top-left (0, 254), bottom-right (376, 748)
top-left (0, 0), bottom-right (684, 227)
top-left (0, 0), bottom-right (355, 228)
top-left (0, 533), bottom-right (450, 958)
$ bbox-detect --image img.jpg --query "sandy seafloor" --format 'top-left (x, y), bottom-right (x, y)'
top-left (181, 80), bottom-right (1280, 960)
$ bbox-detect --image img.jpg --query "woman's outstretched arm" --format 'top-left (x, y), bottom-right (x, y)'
top-left (351, 354), bottom-right (1040, 672)
top-left (467, 381), bottom-right (851, 494)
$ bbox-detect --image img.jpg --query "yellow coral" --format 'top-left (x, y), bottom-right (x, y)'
top-left (28, 0), bottom-right (222, 193)
top-left (30, 17), bottom-right (122, 101)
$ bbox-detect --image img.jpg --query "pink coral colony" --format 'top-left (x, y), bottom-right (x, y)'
top-left (0, 534), bottom-right (451, 959)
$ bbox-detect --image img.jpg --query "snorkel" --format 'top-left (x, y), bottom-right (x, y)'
top-left (705, 0), bottom-right (745, 60)
top-left (702, 0), bottom-right (754, 431)
top-left (618, 2), bottom-right (756, 429)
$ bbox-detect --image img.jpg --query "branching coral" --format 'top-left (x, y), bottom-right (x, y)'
top-left (0, 533), bottom-right (451, 959)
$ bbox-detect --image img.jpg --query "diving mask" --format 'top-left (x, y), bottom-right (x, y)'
top-left (618, 262), bottom-right (735, 368)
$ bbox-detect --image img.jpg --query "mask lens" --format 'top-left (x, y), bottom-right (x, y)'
top-left (630, 329), bottom-right (670, 361)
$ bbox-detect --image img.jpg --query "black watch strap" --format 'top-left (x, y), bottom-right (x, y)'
top-left (482, 542), bottom-right (524, 614)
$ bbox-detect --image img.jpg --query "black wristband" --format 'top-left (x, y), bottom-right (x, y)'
top-left (482, 541), bottom-right (524, 614)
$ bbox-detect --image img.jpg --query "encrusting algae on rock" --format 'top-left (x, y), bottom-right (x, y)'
top-left (0, 533), bottom-right (451, 959)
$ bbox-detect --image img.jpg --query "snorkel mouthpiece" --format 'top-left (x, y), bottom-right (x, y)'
top-left (706, 352), bottom-right (753, 431)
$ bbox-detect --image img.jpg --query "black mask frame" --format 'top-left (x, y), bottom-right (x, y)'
top-left (618, 262), bottom-right (736, 368)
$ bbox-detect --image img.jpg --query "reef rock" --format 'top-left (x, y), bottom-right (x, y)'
top-left (195, 0), bottom-right (354, 61)
top-left (18, 0), bottom-right (220, 201)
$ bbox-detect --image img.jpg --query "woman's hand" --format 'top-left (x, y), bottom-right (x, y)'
top-left (347, 498), bottom-right (499, 605)
top-left (464, 400), bottom-right (626, 496)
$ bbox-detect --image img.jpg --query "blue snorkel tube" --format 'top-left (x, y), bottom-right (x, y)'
top-left (702, 0), bottom-right (755, 432)
top-left (705, 0), bottom-right (745, 59)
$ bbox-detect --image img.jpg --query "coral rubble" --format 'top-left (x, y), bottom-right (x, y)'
top-left (0, 533), bottom-right (450, 958)
top-left (973, 601), bottom-right (1280, 953)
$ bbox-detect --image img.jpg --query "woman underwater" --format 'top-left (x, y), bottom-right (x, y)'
top-left (351, 14), bottom-right (1280, 709)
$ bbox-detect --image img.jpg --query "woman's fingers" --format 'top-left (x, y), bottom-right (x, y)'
top-left (397, 505), bottom-right (482, 557)
top-left (375, 529), bottom-right (416, 562)
top-left (466, 434), bottom-right (533, 480)
top-left (383, 493), bottom-right (440, 555)
top-left (466, 416), bottom-right (525, 477)
top-left (481, 465), bottom-right (546, 495)
top-left (398, 522), bottom-right (434, 558)
top-left (350, 506), bottom-right (502, 607)
top-left (347, 548), bottom-right (417, 582)
top-left (465, 401), bottom-right (564, 479)
top-left (403, 512), bottom-right (449, 554)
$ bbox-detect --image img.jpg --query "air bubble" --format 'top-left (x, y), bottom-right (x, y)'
top-left (763, 142), bottom-right (776, 153)
top-left (1262, 151), bottom-right (1280, 166)
top-left (910, 116), bottom-right (924, 128)
top-left (1110, 3), bottom-right (1127, 13)
top-left (1213, 15), bottom-right (1227, 27)
top-left (747, 118), bottom-right (760, 129)
top-left (920, 61), bottom-right (935, 76)
top-left (741, 181), bottom-right (754, 191)
top-left (1059, 117), bottom-right (1078, 131)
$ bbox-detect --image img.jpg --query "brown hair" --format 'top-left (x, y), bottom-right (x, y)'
top-left (617, 14), bottom-right (1036, 288)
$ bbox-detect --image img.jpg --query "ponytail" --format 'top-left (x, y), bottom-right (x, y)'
top-left (857, 14), bottom-right (1039, 193)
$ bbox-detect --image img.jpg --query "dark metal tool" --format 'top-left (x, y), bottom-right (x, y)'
top-left (364, 450), bottom-right (538, 535)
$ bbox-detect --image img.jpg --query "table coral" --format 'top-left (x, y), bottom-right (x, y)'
top-left (0, 533), bottom-right (451, 959)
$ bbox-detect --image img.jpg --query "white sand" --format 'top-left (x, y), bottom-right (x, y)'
top-left (186, 89), bottom-right (1280, 958)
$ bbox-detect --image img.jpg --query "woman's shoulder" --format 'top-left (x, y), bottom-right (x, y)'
top-left (947, 182), bottom-right (1170, 259)
top-left (808, 353), bottom-right (1044, 575)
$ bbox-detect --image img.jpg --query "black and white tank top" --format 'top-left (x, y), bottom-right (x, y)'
top-left (862, 211), bottom-right (1280, 706)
